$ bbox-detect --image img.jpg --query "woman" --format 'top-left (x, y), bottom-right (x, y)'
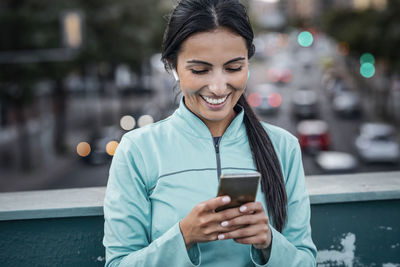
top-left (103, 0), bottom-right (317, 266)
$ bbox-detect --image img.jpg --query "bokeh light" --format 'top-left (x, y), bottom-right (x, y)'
top-left (360, 53), bottom-right (375, 65)
top-left (267, 68), bottom-right (279, 83)
top-left (138, 115), bottom-right (154, 127)
top-left (120, 115), bottom-right (136, 131)
top-left (360, 63), bottom-right (375, 78)
top-left (76, 142), bottom-right (91, 157)
top-left (248, 92), bottom-right (262, 107)
top-left (268, 93), bottom-right (282, 108)
top-left (277, 33), bottom-right (289, 49)
top-left (297, 31), bottom-right (313, 47)
top-left (336, 42), bottom-right (350, 56)
top-left (106, 141), bottom-right (119, 156)
top-left (320, 56), bottom-right (334, 69)
top-left (281, 69), bottom-right (292, 83)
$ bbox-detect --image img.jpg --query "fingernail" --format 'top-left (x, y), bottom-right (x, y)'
top-left (218, 234), bottom-right (225, 240)
top-left (222, 196), bottom-right (230, 203)
top-left (239, 206), bottom-right (247, 212)
top-left (221, 221), bottom-right (229, 227)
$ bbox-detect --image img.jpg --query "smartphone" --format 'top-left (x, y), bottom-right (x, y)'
top-left (215, 172), bottom-right (261, 212)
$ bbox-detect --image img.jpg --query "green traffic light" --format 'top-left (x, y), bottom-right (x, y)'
top-left (360, 53), bottom-right (375, 65)
top-left (297, 31), bottom-right (313, 47)
top-left (360, 63), bottom-right (375, 78)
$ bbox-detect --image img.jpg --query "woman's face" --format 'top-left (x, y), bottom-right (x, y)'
top-left (176, 27), bottom-right (249, 130)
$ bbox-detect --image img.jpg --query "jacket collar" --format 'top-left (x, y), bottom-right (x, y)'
top-left (172, 96), bottom-right (246, 140)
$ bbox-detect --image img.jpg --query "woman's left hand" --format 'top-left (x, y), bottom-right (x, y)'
top-left (218, 201), bottom-right (272, 249)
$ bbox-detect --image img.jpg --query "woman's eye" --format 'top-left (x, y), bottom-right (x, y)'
top-left (226, 66), bottom-right (242, 72)
top-left (191, 69), bottom-right (208, 74)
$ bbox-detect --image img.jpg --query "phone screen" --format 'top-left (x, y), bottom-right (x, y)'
top-left (215, 172), bottom-right (261, 212)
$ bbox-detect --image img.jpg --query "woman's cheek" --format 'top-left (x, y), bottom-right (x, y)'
top-left (180, 80), bottom-right (205, 95)
top-left (232, 73), bottom-right (248, 91)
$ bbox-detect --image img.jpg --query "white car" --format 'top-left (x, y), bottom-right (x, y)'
top-left (355, 123), bottom-right (400, 163)
top-left (315, 151), bottom-right (358, 173)
top-left (292, 89), bottom-right (319, 119)
top-left (332, 91), bottom-right (362, 118)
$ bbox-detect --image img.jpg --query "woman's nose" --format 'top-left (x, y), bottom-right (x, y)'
top-left (208, 72), bottom-right (228, 95)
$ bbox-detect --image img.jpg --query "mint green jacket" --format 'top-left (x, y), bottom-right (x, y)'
top-left (103, 99), bottom-right (317, 266)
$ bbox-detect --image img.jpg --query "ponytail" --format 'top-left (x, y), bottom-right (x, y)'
top-left (238, 95), bottom-right (287, 232)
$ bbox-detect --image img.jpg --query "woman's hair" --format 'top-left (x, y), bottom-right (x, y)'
top-left (161, 0), bottom-right (287, 232)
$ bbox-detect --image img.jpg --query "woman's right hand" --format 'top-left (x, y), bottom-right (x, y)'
top-left (179, 196), bottom-right (242, 250)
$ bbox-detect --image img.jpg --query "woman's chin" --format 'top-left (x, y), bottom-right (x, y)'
top-left (199, 110), bottom-right (231, 123)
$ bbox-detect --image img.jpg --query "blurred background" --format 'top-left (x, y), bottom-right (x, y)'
top-left (0, 0), bottom-right (399, 193)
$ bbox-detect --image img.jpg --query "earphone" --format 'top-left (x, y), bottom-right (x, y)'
top-left (172, 69), bottom-right (179, 82)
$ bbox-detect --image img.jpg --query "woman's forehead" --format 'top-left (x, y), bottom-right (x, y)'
top-left (178, 28), bottom-right (248, 63)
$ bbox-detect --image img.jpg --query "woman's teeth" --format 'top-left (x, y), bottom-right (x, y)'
top-left (202, 95), bottom-right (228, 105)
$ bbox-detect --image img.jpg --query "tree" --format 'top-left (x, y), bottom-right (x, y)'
top-left (320, 0), bottom-right (400, 73)
top-left (0, 0), bottom-right (167, 170)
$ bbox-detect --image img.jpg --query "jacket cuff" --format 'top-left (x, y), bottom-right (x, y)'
top-left (250, 226), bottom-right (273, 266)
top-left (263, 225), bottom-right (294, 266)
top-left (176, 222), bottom-right (201, 266)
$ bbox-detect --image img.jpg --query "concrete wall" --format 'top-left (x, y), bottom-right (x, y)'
top-left (312, 200), bottom-right (400, 266)
top-left (1, 172), bottom-right (399, 266)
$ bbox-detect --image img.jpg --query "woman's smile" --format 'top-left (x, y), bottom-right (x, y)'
top-left (200, 93), bottom-right (231, 109)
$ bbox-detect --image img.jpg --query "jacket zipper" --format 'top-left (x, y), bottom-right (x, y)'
top-left (214, 137), bottom-right (222, 180)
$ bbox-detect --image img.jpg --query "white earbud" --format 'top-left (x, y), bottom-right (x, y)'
top-left (172, 69), bottom-right (179, 82)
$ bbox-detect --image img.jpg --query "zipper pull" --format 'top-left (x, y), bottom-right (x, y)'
top-left (215, 143), bottom-right (219, 153)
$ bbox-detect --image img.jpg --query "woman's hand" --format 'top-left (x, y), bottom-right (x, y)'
top-left (217, 201), bottom-right (272, 249)
top-left (179, 196), bottom-right (243, 249)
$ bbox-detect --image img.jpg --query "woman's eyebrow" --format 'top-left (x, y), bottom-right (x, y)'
top-left (186, 57), bottom-right (245, 66)
top-left (223, 57), bottom-right (245, 65)
top-left (186, 60), bottom-right (212, 66)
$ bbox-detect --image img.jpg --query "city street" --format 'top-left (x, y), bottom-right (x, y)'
top-left (1, 32), bottom-right (400, 193)
top-left (247, 33), bottom-right (400, 175)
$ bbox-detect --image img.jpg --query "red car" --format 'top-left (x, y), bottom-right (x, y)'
top-left (297, 120), bottom-right (330, 153)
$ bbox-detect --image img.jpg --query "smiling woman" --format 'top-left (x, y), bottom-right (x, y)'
top-left (176, 27), bottom-right (248, 136)
top-left (103, 0), bottom-right (317, 266)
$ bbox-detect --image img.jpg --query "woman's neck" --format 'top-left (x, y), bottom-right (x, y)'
top-left (204, 110), bottom-right (236, 137)
top-left (182, 97), bottom-right (237, 137)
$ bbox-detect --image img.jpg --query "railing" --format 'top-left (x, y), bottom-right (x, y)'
top-left (0, 171), bottom-right (399, 266)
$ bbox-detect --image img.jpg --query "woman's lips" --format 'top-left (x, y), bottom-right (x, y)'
top-left (200, 93), bottom-right (230, 110)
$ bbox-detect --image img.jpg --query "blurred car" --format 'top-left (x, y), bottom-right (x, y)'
top-left (297, 50), bottom-right (314, 71)
top-left (266, 67), bottom-right (292, 84)
top-left (297, 120), bottom-right (330, 153)
top-left (252, 84), bottom-right (281, 115)
top-left (332, 91), bottom-right (362, 118)
top-left (84, 126), bottom-right (124, 165)
top-left (292, 89), bottom-right (318, 119)
top-left (325, 78), bottom-right (348, 99)
top-left (355, 123), bottom-right (400, 163)
top-left (315, 151), bottom-right (358, 173)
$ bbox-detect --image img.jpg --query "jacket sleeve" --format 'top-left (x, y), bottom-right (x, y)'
top-left (103, 136), bottom-right (201, 267)
top-left (250, 140), bottom-right (317, 267)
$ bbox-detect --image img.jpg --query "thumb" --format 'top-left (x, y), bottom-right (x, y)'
top-left (204, 195), bottom-right (231, 211)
